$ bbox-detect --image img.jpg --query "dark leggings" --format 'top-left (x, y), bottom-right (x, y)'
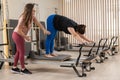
top-left (12, 32), bottom-right (25, 68)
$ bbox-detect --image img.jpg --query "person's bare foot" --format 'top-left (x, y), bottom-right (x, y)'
top-left (44, 54), bottom-right (53, 58)
top-left (50, 53), bottom-right (58, 57)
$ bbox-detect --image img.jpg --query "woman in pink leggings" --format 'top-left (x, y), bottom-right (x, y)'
top-left (11, 3), bottom-right (50, 74)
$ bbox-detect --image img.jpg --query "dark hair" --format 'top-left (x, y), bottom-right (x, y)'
top-left (0, 4), bottom-right (1, 11)
top-left (76, 24), bottom-right (86, 34)
top-left (22, 3), bottom-right (35, 27)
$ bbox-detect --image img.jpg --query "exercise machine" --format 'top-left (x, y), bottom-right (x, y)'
top-left (60, 43), bottom-right (96, 77)
top-left (101, 36), bottom-right (119, 56)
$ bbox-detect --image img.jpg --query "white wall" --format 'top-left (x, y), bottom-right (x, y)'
top-left (62, 0), bottom-right (120, 46)
top-left (8, 0), bottom-right (62, 21)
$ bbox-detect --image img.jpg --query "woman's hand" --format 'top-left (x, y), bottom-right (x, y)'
top-left (88, 40), bottom-right (94, 43)
top-left (43, 30), bottom-right (51, 35)
top-left (25, 36), bottom-right (31, 41)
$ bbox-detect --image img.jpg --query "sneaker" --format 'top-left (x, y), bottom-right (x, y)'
top-left (21, 68), bottom-right (32, 74)
top-left (11, 67), bottom-right (20, 74)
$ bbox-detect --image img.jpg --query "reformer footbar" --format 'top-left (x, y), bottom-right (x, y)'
top-left (83, 38), bottom-right (108, 57)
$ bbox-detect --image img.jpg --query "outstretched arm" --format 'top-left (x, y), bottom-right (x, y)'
top-left (33, 16), bottom-right (50, 35)
top-left (68, 27), bottom-right (93, 43)
top-left (68, 27), bottom-right (85, 43)
top-left (79, 34), bottom-right (93, 42)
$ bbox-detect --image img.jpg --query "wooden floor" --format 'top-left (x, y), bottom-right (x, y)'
top-left (0, 51), bottom-right (120, 80)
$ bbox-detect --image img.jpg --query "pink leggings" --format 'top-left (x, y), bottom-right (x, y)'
top-left (12, 32), bottom-right (25, 68)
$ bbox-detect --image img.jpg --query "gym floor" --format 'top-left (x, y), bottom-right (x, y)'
top-left (0, 51), bottom-right (120, 80)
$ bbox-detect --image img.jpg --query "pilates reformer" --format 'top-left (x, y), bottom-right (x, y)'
top-left (69, 38), bottom-right (109, 63)
top-left (66, 38), bottom-right (108, 53)
top-left (60, 43), bottom-right (97, 77)
top-left (76, 38), bottom-right (109, 63)
top-left (0, 41), bottom-right (107, 77)
top-left (100, 36), bottom-right (119, 58)
top-left (90, 36), bottom-right (119, 63)
top-left (26, 43), bottom-right (97, 77)
top-left (83, 38), bottom-right (108, 56)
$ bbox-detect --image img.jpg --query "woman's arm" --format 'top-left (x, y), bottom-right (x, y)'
top-left (17, 27), bottom-right (31, 41)
top-left (67, 27), bottom-right (85, 43)
top-left (33, 16), bottom-right (50, 35)
top-left (79, 34), bottom-right (93, 42)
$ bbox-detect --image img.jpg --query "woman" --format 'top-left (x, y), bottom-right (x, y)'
top-left (45, 14), bottom-right (93, 58)
top-left (11, 3), bottom-right (50, 74)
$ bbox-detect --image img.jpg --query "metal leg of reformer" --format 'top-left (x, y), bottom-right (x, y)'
top-left (0, 62), bottom-right (4, 69)
top-left (71, 64), bottom-right (83, 77)
top-left (60, 63), bottom-right (87, 77)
